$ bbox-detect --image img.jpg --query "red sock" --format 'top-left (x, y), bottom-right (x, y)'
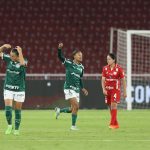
top-left (115, 110), bottom-right (119, 126)
top-left (110, 109), bottom-right (117, 126)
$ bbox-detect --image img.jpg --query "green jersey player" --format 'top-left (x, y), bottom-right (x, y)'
top-left (55, 43), bottom-right (88, 130)
top-left (0, 44), bottom-right (27, 135)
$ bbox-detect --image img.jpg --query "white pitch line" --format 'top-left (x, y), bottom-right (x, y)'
top-left (1, 139), bottom-right (150, 142)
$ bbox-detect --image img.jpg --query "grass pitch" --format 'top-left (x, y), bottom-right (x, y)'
top-left (0, 110), bottom-right (150, 150)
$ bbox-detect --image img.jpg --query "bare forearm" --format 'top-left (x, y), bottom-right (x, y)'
top-left (122, 78), bottom-right (127, 97)
top-left (0, 45), bottom-right (6, 53)
top-left (101, 77), bottom-right (106, 90)
top-left (18, 51), bottom-right (25, 65)
top-left (0, 44), bottom-right (11, 53)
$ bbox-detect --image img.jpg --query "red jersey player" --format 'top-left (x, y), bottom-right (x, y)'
top-left (101, 53), bottom-right (127, 129)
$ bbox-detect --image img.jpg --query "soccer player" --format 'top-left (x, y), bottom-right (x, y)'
top-left (55, 43), bottom-right (88, 130)
top-left (0, 44), bottom-right (27, 135)
top-left (101, 53), bottom-right (126, 129)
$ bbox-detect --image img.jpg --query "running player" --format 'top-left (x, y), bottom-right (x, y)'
top-left (0, 44), bottom-right (27, 135)
top-left (55, 43), bottom-right (88, 130)
top-left (101, 53), bottom-right (126, 129)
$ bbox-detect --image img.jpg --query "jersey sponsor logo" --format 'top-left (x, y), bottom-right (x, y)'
top-left (72, 65), bottom-right (83, 72)
top-left (71, 72), bottom-right (80, 78)
top-left (10, 62), bottom-right (20, 68)
top-left (106, 86), bottom-right (114, 90)
top-left (7, 69), bottom-right (20, 74)
top-left (5, 84), bottom-right (19, 90)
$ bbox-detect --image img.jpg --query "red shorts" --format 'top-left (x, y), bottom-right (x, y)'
top-left (105, 89), bottom-right (121, 105)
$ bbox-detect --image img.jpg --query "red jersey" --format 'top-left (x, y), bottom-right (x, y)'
top-left (102, 64), bottom-right (125, 90)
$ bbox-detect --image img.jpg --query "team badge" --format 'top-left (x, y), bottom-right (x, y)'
top-left (16, 64), bottom-right (21, 68)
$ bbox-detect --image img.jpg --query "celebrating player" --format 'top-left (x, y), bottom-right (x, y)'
top-left (101, 53), bottom-right (126, 129)
top-left (0, 44), bottom-right (27, 135)
top-left (55, 43), bottom-right (88, 130)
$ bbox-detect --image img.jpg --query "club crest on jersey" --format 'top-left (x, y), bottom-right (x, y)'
top-left (16, 64), bottom-right (21, 68)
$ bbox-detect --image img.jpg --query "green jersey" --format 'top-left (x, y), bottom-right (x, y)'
top-left (58, 48), bottom-right (84, 93)
top-left (2, 53), bottom-right (27, 92)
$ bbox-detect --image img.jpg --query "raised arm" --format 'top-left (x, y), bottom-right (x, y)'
top-left (15, 46), bottom-right (26, 66)
top-left (0, 44), bottom-right (11, 58)
top-left (58, 43), bottom-right (65, 63)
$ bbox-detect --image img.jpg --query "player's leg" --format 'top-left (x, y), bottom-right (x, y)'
top-left (13, 101), bottom-right (22, 135)
top-left (109, 102), bottom-right (119, 128)
top-left (55, 89), bottom-right (75, 119)
top-left (105, 91), bottom-right (112, 127)
top-left (69, 97), bottom-right (79, 130)
top-left (109, 90), bottom-right (120, 129)
top-left (55, 107), bottom-right (72, 119)
top-left (4, 90), bottom-right (13, 135)
top-left (13, 92), bottom-right (25, 135)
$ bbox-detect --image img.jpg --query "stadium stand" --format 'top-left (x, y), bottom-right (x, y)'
top-left (0, 0), bottom-right (149, 73)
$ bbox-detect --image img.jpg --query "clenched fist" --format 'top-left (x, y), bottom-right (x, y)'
top-left (58, 43), bottom-right (63, 49)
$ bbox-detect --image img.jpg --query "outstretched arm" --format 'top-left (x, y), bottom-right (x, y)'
top-left (58, 43), bottom-right (65, 63)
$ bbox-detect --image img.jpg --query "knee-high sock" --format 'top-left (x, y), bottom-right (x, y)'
top-left (109, 109), bottom-right (119, 125)
top-left (72, 114), bottom-right (77, 126)
top-left (15, 109), bottom-right (21, 130)
top-left (110, 109), bottom-right (117, 125)
top-left (60, 107), bottom-right (71, 113)
top-left (5, 106), bottom-right (12, 125)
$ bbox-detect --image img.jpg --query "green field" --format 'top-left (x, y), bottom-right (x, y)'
top-left (0, 110), bottom-right (150, 150)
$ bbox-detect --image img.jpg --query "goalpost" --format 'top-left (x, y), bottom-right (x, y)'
top-left (110, 28), bottom-right (150, 110)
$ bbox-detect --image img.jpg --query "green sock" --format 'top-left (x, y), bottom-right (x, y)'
top-left (5, 106), bottom-right (12, 125)
top-left (15, 109), bottom-right (21, 130)
top-left (60, 107), bottom-right (71, 113)
top-left (72, 114), bottom-right (77, 126)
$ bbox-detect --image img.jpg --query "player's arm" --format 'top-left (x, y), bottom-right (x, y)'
top-left (15, 46), bottom-right (26, 66)
top-left (58, 43), bottom-right (65, 63)
top-left (121, 77), bottom-right (127, 98)
top-left (0, 44), bottom-right (11, 58)
top-left (119, 67), bottom-right (127, 98)
top-left (80, 79), bottom-right (88, 96)
top-left (101, 76), bottom-right (107, 95)
top-left (80, 70), bottom-right (88, 96)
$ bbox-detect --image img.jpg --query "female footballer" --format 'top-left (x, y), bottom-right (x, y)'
top-left (55, 43), bottom-right (88, 130)
top-left (101, 53), bottom-right (127, 129)
top-left (0, 44), bottom-right (27, 135)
